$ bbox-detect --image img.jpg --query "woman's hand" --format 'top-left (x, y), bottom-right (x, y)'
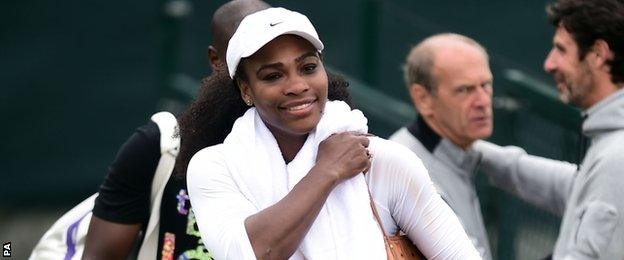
top-left (315, 132), bottom-right (371, 182)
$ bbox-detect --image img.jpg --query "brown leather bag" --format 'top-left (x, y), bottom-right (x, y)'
top-left (369, 195), bottom-right (425, 259)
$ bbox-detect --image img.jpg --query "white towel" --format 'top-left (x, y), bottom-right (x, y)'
top-left (222, 100), bottom-right (386, 259)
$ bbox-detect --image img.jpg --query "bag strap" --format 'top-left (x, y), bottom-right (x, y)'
top-left (363, 136), bottom-right (398, 239)
top-left (368, 190), bottom-right (391, 238)
top-left (137, 111), bottom-right (179, 260)
top-left (149, 111), bottom-right (179, 202)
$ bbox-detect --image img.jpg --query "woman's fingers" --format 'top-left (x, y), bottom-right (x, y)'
top-left (316, 131), bottom-right (374, 180)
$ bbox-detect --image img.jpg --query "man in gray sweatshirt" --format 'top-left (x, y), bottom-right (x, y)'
top-left (473, 0), bottom-right (624, 259)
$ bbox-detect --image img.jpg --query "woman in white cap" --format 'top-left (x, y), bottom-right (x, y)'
top-left (186, 7), bottom-right (481, 260)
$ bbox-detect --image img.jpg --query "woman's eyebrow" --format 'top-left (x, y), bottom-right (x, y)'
top-left (295, 51), bottom-right (319, 63)
top-left (257, 62), bottom-right (283, 73)
top-left (256, 52), bottom-right (318, 74)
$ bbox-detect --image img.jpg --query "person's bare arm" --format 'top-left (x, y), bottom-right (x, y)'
top-left (82, 216), bottom-right (141, 260)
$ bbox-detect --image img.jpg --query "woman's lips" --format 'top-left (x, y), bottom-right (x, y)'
top-left (287, 102), bottom-right (313, 111)
top-left (280, 99), bottom-right (317, 118)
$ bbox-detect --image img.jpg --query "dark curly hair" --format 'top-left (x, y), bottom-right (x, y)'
top-left (175, 66), bottom-right (353, 178)
top-left (547, 0), bottom-right (624, 84)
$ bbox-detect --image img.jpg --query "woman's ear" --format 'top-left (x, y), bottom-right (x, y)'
top-left (237, 78), bottom-right (253, 106)
top-left (409, 84), bottom-right (433, 116)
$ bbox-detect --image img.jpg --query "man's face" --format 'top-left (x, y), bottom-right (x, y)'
top-left (544, 25), bottom-right (593, 109)
top-left (427, 45), bottom-right (493, 148)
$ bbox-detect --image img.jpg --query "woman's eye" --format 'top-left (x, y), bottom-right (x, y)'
top-left (263, 73), bottom-right (282, 81)
top-left (302, 64), bottom-right (317, 74)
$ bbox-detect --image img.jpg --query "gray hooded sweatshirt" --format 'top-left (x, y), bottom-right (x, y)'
top-left (474, 88), bottom-right (624, 260)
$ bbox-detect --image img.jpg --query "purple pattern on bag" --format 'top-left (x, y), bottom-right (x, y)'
top-left (64, 213), bottom-right (89, 260)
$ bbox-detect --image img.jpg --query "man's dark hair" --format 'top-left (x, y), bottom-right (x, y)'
top-left (547, 0), bottom-right (624, 84)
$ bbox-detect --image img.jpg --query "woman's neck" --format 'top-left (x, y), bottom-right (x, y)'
top-left (266, 126), bottom-right (308, 163)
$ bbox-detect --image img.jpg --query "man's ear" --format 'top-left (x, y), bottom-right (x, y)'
top-left (589, 39), bottom-right (613, 70)
top-left (409, 83), bottom-right (433, 116)
top-left (208, 46), bottom-right (221, 70)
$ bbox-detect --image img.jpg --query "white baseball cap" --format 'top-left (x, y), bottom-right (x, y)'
top-left (226, 7), bottom-right (324, 78)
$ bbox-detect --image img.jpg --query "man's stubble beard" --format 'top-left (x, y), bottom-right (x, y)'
top-left (565, 61), bottom-right (593, 108)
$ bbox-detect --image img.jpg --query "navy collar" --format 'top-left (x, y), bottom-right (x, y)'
top-left (408, 116), bottom-right (441, 153)
top-left (407, 117), bottom-right (482, 178)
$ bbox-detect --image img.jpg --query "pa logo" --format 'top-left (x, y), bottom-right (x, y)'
top-left (2, 242), bottom-right (10, 257)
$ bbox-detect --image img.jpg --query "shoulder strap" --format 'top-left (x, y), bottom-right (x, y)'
top-left (149, 111), bottom-right (179, 202)
top-left (368, 190), bottom-right (391, 238)
top-left (137, 111), bottom-right (179, 260)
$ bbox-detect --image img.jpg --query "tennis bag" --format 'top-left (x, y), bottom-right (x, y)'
top-left (29, 111), bottom-right (179, 260)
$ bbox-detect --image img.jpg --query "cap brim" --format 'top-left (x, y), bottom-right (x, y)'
top-left (239, 30), bottom-right (324, 60)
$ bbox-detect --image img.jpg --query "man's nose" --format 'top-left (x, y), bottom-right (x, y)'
top-left (544, 49), bottom-right (557, 73)
top-left (473, 86), bottom-right (492, 108)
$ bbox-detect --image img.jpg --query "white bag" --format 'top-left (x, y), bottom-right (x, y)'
top-left (29, 111), bottom-right (179, 260)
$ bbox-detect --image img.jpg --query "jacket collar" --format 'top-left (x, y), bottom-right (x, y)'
top-left (407, 116), bottom-right (441, 153)
top-left (583, 88), bottom-right (624, 137)
top-left (408, 117), bottom-right (481, 178)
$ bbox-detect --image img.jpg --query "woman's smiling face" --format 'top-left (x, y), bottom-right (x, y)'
top-left (238, 34), bottom-right (328, 140)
